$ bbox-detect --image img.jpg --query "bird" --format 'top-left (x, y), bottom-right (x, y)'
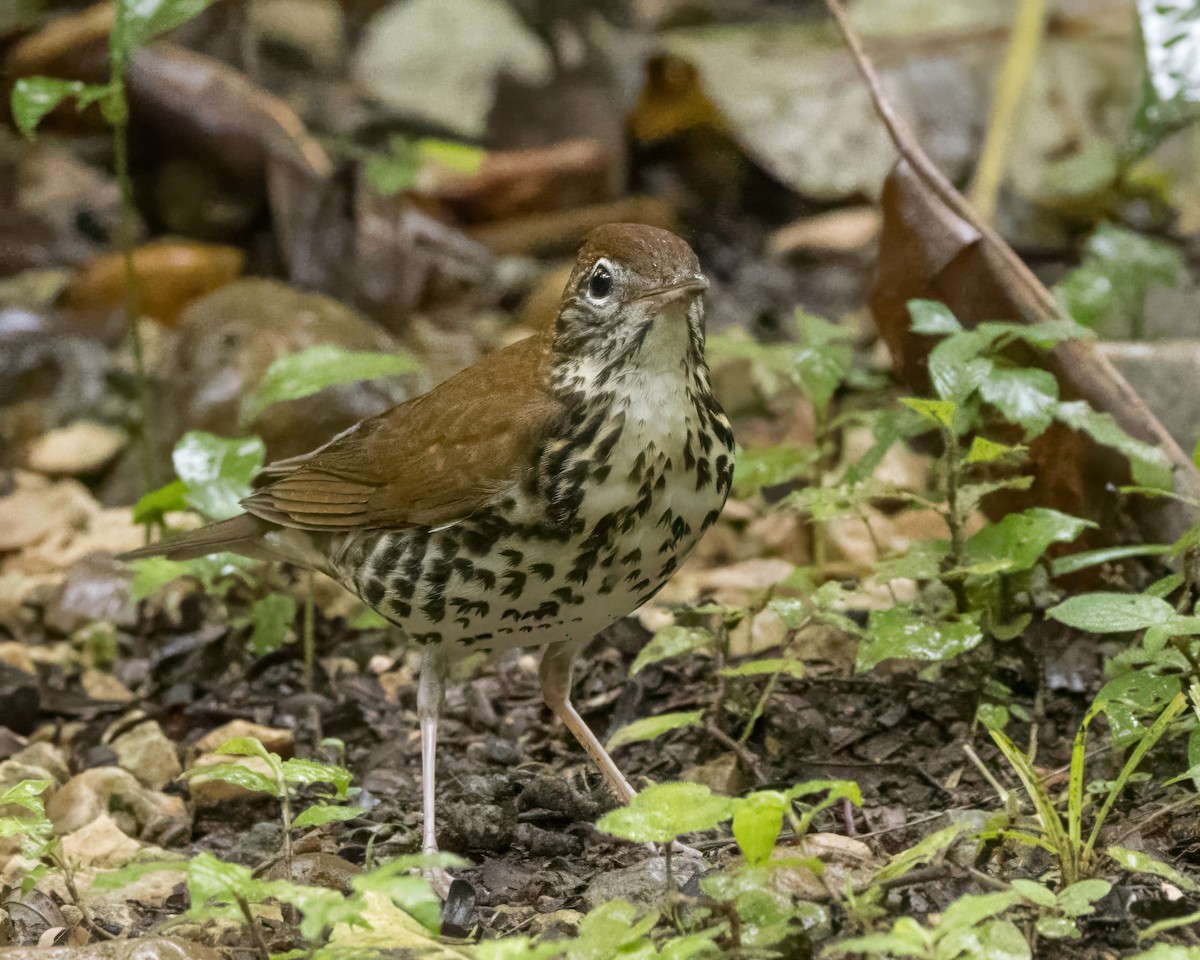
top-left (122, 222), bottom-right (735, 884)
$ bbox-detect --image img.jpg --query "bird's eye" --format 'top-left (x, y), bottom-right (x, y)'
top-left (587, 263), bottom-right (613, 301)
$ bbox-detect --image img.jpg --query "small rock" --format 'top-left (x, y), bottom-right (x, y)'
top-left (0, 669), bottom-right (39, 736)
top-left (0, 472), bottom-right (99, 553)
top-left (0, 642), bottom-right (36, 674)
top-left (439, 802), bottom-right (514, 853)
top-left (46, 767), bottom-right (189, 843)
top-left (110, 719), bottom-right (181, 791)
top-left (60, 813), bottom-right (141, 867)
top-left (681, 753), bottom-right (747, 796)
top-left (226, 822), bottom-right (284, 865)
top-left (264, 852), bottom-right (360, 890)
top-left (9, 742), bottom-right (69, 784)
top-left (582, 856), bottom-right (703, 911)
top-left (0, 937), bottom-right (222, 960)
top-left (43, 554), bottom-right (136, 634)
top-left (80, 670), bottom-right (135, 703)
top-left (26, 422), bottom-right (126, 476)
top-left (193, 719), bottom-right (294, 758)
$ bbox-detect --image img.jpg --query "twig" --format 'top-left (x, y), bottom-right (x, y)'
top-left (963, 743), bottom-right (1011, 805)
top-left (967, 0), bottom-right (1049, 222)
top-left (821, 0), bottom-right (1200, 506)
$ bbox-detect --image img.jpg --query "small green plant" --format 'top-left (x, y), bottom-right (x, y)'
top-left (364, 135), bottom-right (486, 197)
top-left (12, 0), bottom-right (221, 490)
top-left (180, 737), bottom-right (362, 879)
top-left (981, 691), bottom-right (1185, 885)
top-left (0, 780), bottom-right (56, 891)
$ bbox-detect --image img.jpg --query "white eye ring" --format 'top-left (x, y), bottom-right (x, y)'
top-left (585, 261), bottom-right (614, 302)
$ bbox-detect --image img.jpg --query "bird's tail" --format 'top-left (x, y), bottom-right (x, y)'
top-left (118, 514), bottom-right (273, 563)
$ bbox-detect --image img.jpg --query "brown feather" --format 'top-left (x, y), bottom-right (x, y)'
top-left (118, 514), bottom-right (272, 562)
top-left (240, 328), bottom-right (560, 531)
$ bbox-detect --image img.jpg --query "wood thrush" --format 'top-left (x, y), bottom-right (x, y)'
top-left (123, 223), bottom-right (735, 879)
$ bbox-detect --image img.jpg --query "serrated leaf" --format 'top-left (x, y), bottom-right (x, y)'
top-left (1047, 592), bottom-right (1176, 633)
top-left (965, 508), bottom-right (1094, 574)
top-left (630, 626), bottom-right (714, 675)
top-left (899, 397), bottom-right (956, 429)
top-left (10, 77), bottom-right (85, 138)
top-left (966, 436), bottom-right (1025, 464)
top-left (248, 594), bottom-right (297, 656)
top-left (978, 366), bottom-right (1059, 437)
top-left (858, 607), bottom-right (984, 672)
top-left (595, 783), bottom-right (733, 844)
top-left (606, 711), bottom-right (704, 750)
top-left (1055, 400), bottom-right (1173, 491)
top-left (292, 804), bottom-right (364, 829)
top-left (172, 431), bottom-right (264, 520)
top-left (242, 346), bottom-right (418, 425)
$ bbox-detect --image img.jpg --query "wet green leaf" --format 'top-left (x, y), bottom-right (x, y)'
top-left (1047, 592), bottom-right (1176, 633)
top-left (978, 367), bottom-right (1059, 437)
top-left (10, 77), bottom-right (85, 138)
top-left (908, 299), bottom-right (962, 335)
top-left (112, 0), bottom-right (217, 74)
top-left (965, 508), bottom-right (1094, 574)
top-left (606, 711), bottom-right (704, 750)
top-left (595, 783), bottom-right (733, 844)
top-left (181, 762), bottom-right (280, 797)
top-left (1133, 0), bottom-right (1200, 156)
top-left (1108, 845), bottom-right (1200, 892)
top-left (631, 626), bottom-right (714, 675)
top-left (1036, 915), bottom-right (1081, 939)
top-left (1056, 224), bottom-right (1187, 338)
top-left (1056, 879), bottom-right (1112, 916)
top-left (858, 607), bottom-right (984, 672)
top-left (172, 431), bottom-right (264, 520)
top-left (293, 804), bottom-right (364, 829)
top-left (242, 345), bottom-right (418, 425)
top-left (282, 758), bottom-right (354, 797)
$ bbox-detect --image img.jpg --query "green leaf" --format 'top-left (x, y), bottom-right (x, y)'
top-left (418, 138), bottom-right (486, 176)
top-left (899, 397), bottom-right (956, 430)
top-left (938, 890), bottom-right (1021, 933)
top-left (248, 594), bottom-right (297, 656)
top-left (793, 312), bottom-right (854, 411)
top-left (858, 607), bottom-right (985, 672)
top-left (180, 762), bottom-right (281, 797)
top-left (1056, 879), bottom-right (1112, 916)
top-left (0, 779), bottom-right (50, 812)
top-left (1093, 672), bottom-right (1180, 746)
top-left (1050, 543), bottom-right (1173, 577)
top-left (1132, 0), bottom-right (1200, 157)
top-left (719, 657), bottom-right (805, 679)
top-left (128, 556), bottom-right (193, 600)
top-left (1010, 879), bottom-right (1057, 907)
top-left (965, 508), bottom-right (1094, 574)
top-left (10, 77), bottom-right (85, 138)
top-left (571, 899), bottom-right (658, 957)
top-left (1108, 845), bottom-right (1200, 892)
top-left (731, 444), bottom-right (816, 496)
top-left (630, 626), bottom-right (714, 675)
top-left (282, 758), bottom-right (354, 797)
top-left (1036, 915), bottom-right (1082, 939)
top-left (111, 0), bottom-right (217, 74)
top-left (908, 299), bottom-right (962, 335)
top-left (875, 823), bottom-right (972, 882)
top-left (292, 804), bottom-right (364, 829)
top-left (132, 479), bottom-right (189, 525)
top-left (172, 431), bottom-right (264, 520)
top-left (966, 436), bottom-right (1026, 464)
top-left (595, 783), bottom-right (733, 844)
top-left (731, 791), bottom-right (788, 866)
top-left (242, 345), bottom-right (418, 425)
top-left (1056, 224), bottom-right (1188, 336)
top-left (1047, 592), bottom-right (1176, 633)
top-left (964, 919), bottom-right (1031, 960)
top-left (978, 367), bottom-right (1059, 437)
top-left (606, 711), bottom-right (704, 750)
top-left (214, 737), bottom-right (277, 764)
top-left (928, 335), bottom-right (993, 405)
top-left (1057, 400), bottom-right (1174, 489)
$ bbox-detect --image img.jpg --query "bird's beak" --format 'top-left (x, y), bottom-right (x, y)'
top-left (635, 274), bottom-right (710, 305)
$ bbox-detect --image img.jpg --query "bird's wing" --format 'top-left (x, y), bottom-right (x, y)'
top-left (241, 333), bottom-right (560, 531)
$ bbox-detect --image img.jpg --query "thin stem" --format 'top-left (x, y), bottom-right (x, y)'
top-left (303, 570), bottom-right (316, 692)
top-left (810, 404), bottom-right (830, 578)
top-left (967, 0), bottom-right (1049, 222)
top-left (235, 894), bottom-right (271, 960)
top-left (941, 427), bottom-right (970, 613)
top-left (111, 94), bottom-right (154, 492)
